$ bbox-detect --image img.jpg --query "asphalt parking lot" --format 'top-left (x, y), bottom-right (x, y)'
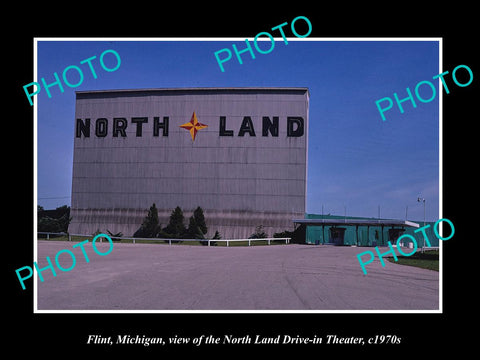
top-left (36, 241), bottom-right (439, 311)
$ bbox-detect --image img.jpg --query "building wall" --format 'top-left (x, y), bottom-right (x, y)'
top-left (304, 214), bottom-right (438, 247)
top-left (69, 88), bottom-right (309, 239)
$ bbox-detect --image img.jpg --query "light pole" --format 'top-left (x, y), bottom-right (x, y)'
top-left (417, 197), bottom-right (426, 253)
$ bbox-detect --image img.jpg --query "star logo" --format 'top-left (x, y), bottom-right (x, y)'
top-left (179, 112), bottom-right (208, 141)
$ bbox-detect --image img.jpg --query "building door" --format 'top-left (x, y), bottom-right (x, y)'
top-left (330, 227), bottom-right (346, 246)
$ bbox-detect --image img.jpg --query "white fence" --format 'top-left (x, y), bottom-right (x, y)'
top-left (37, 232), bottom-right (291, 247)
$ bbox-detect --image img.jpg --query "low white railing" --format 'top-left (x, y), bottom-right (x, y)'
top-left (37, 232), bottom-right (290, 246)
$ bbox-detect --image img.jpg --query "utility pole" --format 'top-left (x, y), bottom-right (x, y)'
top-left (417, 197), bottom-right (426, 253)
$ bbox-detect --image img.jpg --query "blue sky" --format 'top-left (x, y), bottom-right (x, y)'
top-left (36, 39), bottom-right (440, 222)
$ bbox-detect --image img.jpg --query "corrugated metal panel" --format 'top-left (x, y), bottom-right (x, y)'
top-left (70, 88), bottom-right (308, 238)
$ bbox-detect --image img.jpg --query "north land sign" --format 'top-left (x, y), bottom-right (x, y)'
top-left (69, 87), bottom-right (309, 239)
top-left (75, 114), bottom-right (305, 140)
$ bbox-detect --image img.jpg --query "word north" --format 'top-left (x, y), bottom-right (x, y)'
top-left (75, 116), bottom-right (305, 138)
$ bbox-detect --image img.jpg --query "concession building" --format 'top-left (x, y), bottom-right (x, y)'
top-left (69, 87), bottom-right (309, 239)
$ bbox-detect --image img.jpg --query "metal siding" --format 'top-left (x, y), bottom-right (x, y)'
top-left (70, 88), bottom-right (308, 238)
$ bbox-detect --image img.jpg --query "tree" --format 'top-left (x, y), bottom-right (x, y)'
top-left (273, 224), bottom-right (306, 244)
top-left (134, 203), bottom-right (161, 238)
top-left (249, 225), bottom-right (268, 239)
top-left (187, 216), bottom-right (203, 239)
top-left (187, 206), bottom-right (208, 238)
top-left (200, 229), bottom-right (221, 246)
top-left (107, 229), bottom-right (124, 242)
top-left (37, 205), bottom-right (71, 234)
top-left (164, 206), bottom-right (186, 237)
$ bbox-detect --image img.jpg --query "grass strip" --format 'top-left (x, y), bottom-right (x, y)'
top-left (388, 250), bottom-right (439, 271)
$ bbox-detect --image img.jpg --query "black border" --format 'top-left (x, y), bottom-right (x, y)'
top-left (7, 5), bottom-right (473, 355)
